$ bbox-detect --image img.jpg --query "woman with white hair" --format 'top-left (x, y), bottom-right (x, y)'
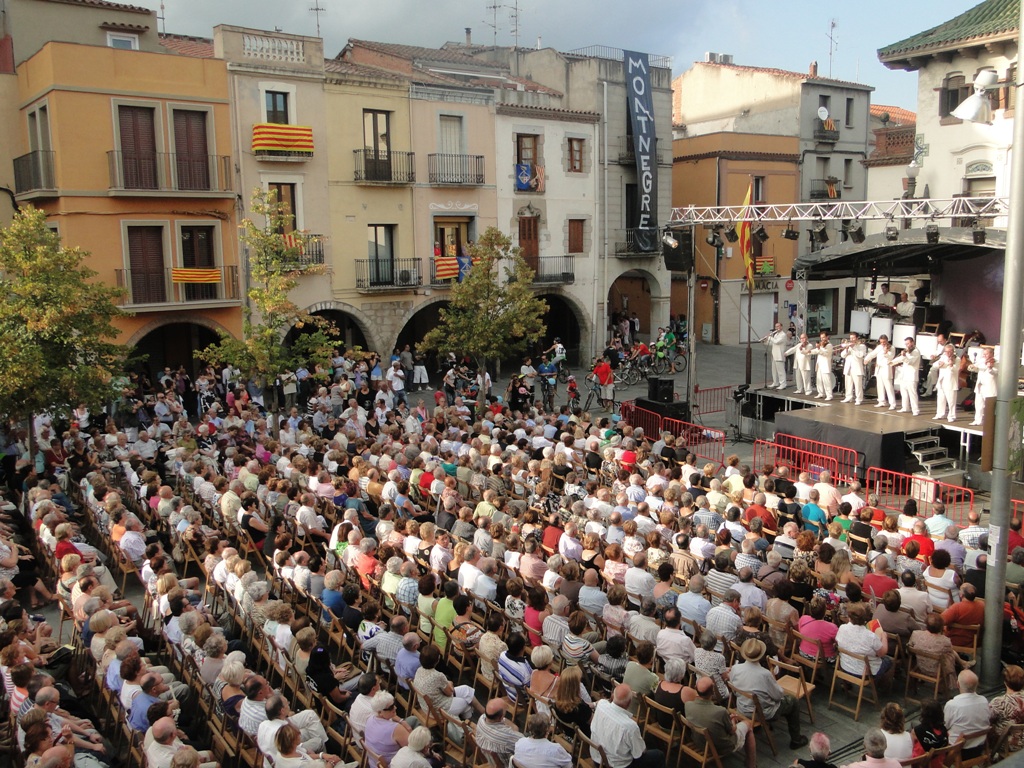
top-left (363, 691), bottom-right (412, 768)
top-left (390, 726), bottom-right (437, 768)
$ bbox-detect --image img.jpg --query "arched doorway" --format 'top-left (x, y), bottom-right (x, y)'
top-left (285, 309), bottom-right (369, 352)
top-left (395, 300), bottom-right (450, 370)
top-left (129, 321), bottom-right (221, 380)
top-left (607, 268), bottom-right (665, 343)
top-left (533, 293), bottom-right (586, 366)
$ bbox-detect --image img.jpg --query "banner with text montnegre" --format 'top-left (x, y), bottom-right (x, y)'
top-left (624, 50), bottom-right (658, 253)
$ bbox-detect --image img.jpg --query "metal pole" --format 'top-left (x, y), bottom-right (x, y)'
top-left (982, 0), bottom-right (1024, 688)
top-left (687, 265), bottom-right (697, 410)
top-left (745, 289), bottom-right (752, 385)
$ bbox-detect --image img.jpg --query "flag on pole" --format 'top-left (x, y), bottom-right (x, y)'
top-left (738, 181), bottom-right (755, 293)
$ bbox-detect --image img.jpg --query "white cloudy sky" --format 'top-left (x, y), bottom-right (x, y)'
top-left (150, 0), bottom-right (977, 109)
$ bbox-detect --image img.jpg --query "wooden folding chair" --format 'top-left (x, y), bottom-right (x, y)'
top-left (573, 727), bottom-right (613, 768)
top-left (640, 695), bottom-right (684, 768)
top-left (828, 646), bottom-right (879, 721)
top-left (959, 728), bottom-right (993, 768)
top-left (769, 656), bottom-right (816, 723)
top-left (680, 714), bottom-right (726, 768)
top-left (904, 644), bottom-right (945, 703)
top-left (727, 681), bottom-right (778, 755)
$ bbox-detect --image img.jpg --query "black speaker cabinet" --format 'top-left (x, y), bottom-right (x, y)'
top-left (647, 377), bottom-right (674, 403)
top-left (636, 397), bottom-right (691, 423)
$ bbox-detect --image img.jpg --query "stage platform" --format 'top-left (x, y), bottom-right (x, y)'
top-left (746, 386), bottom-right (981, 473)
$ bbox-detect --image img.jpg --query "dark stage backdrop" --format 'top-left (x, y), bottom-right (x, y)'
top-left (935, 251), bottom-right (1003, 343)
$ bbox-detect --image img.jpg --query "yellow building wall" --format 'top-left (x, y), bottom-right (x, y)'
top-left (16, 43), bottom-right (239, 344)
top-left (672, 133), bottom-right (799, 341)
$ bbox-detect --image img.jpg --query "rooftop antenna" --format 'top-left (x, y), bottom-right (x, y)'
top-left (310, 0), bottom-right (326, 37)
top-left (826, 18), bottom-right (838, 78)
top-left (158, 0), bottom-right (166, 34)
top-left (485, 0), bottom-right (501, 46)
top-left (508, 0), bottom-right (519, 48)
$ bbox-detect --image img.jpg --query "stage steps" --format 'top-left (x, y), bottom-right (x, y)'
top-left (905, 427), bottom-right (958, 475)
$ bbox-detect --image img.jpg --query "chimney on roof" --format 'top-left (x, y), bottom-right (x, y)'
top-left (465, 27), bottom-right (472, 45)
top-left (809, 61), bottom-right (818, 77)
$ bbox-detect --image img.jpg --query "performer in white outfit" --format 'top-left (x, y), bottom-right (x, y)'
top-left (895, 292), bottom-right (916, 321)
top-left (875, 283), bottom-right (896, 309)
top-left (840, 333), bottom-right (868, 405)
top-left (893, 336), bottom-right (921, 416)
top-left (968, 348), bottom-right (997, 426)
top-left (933, 343), bottom-right (960, 422)
top-left (763, 322), bottom-right (789, 389)
top-left (785, 333), bottom-right (814, 395)
top-left (812, 332), bottom-right (835, 401)
top-left (865, 335), bottom-right (896, 409)
top-left (922, 333), bottom-right (949, 396)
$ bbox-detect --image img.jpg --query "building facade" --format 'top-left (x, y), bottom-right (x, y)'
top-left (672, 58), bottom-right (873, 340)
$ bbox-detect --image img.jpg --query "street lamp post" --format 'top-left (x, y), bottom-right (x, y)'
top-left (981, 0), bottom-right (1024, 688)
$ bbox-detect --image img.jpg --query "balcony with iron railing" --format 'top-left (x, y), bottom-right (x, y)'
top-left (354, 258), bottom-right (422, 292)
top-left (353, 150), bottom-right (415, 184)
top-left (107, 151), bottom-right (233, 194)
top-left (813, 118), bottom-right (840, 143)
top-left (13, 150), bottom-right (57, 197)
top-left (808, 178), bottom-right (841, 200)
top-left (428, 154), bottom-right (485, 185)
top-left (275, 232), bottom-right (325, 269)
top-left (114, 266), bottom-right (241, 309)
top-left (533, 255), bottom-right (575, 285)
top-left (613, 228), bottom-right (661, 256)
top-left (616, 135), bottom-right (663, 165)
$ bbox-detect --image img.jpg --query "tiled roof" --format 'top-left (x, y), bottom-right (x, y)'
top-left (495, 103), bottom-right (600, 123)
top-left (870, 104), bottom-right (916, 126)
top-left (324, 59), bottom-right (406, 81)
top-left (465, 73), bottom-right (562, 96)
top-left (345, 38), bottom-right (508, 69)
top-left (879, 0), bottom-right (1018, 59)
top-left (692, 61), bottom-right (871, 90)
top-left (159, 33), bottom-right (214, 58)
top-left (38, 0), bottom-right (151, 13)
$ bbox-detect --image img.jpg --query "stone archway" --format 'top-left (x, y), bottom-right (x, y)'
top-left (607, 267), bottom-right (669, 342)
top-left (286, 301), bottom-right (375, 352)
top-left (534, 290), bottom-right (591, 366)
top-left (126, 319), bottom-right (230, 380)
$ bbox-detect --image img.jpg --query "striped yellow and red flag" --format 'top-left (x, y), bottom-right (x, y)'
top-left (171, 268), bottom-right (220, 283)
top-left (434, 257), bottom-right (459, 280)
top-left (738, 181), bottom-right (755, 293)
top-left (252, 123), bottom-right (314, 153)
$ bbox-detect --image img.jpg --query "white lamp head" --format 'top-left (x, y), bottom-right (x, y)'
top-left (951, 69), bottom-right (999, 124)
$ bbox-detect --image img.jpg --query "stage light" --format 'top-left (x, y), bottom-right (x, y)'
top-left (845, 223), bottom-right (866, 244)
top-left (926, 224), bottom-right (940, 244)
top-left (662, 232), bottom-right (678, 249)
top-left (885, 225), bottom-right (899, 242)
top-left (781, 227), bottom-right (801, 241)
top-left (753, 225), bottom-right (769, 243)
top-left (723, 225), bottom-right (739, 243)
top-left (811, 223), bottom-right (829, 244)
top-left (705, 228), bottom-right (723, 248)
top-left (973, 224), bottom-right (987, 244)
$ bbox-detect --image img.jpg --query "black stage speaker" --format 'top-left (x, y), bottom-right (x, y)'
top-left (636, 397), bottom-right (691, 423)
top-left (662, 228), bottom-right (694, 271)
top-left (647, 377), bottom-right (674, 403)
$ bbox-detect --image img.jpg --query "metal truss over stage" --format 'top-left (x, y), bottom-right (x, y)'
top-left (666, 196), bottom-right (1010, 226)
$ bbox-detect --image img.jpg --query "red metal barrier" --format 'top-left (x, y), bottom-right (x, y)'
top-left (774, 432), bottom-right (861, 483)
top-left (663, 417), bottom-right (726, 471)
top-left (1014, 500), bottom-right (1024, 524)
top-left (692, 384), bottom-right (739, 417)
top-left (864, 467), bottom-right (974, 525)
top-left (618, 400), bottom-right (663, 437)
top-left (753, 440), bottom-right (840, 484)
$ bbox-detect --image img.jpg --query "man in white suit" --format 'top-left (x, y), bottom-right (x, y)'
top-left (785, 333), bottom-right (814, 395)
top-left (841, 333), bottom-right (868, 405)
top-left (864, 335), bottom-right (896, 410)
top-left (763, 322), bottom-right (789, 390)
top-left (893, 337), bottom-right (921, 416)
top-left (812, 332), bottom-right (834, 401)
top-left (969, 348), bottom-right (997, 426)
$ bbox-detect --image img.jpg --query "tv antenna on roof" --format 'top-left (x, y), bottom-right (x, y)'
top-left (310, 1), bottom-right (326, 37)
top-left (826, 18), bottom-right (838, 78)
top-left (158, 0), bottom-right (166, 34)
top-left (483, 0), bottom-right (520, 47)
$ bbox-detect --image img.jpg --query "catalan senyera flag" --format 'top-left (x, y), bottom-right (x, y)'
top-left (252, 123), bottom-right (314, 153)
top-left (434, 257), bottom-right (459, 280)
top-left (738, 181), bottom-right (755, 293)
top-left (171, 268), bottom-right (220, 283)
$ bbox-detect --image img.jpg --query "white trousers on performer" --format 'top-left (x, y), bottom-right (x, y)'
top-left (924, 365), bottom-right (939, 394)
top-left (844, 375), bottom-right (864, 403)
top-left (816, 370), bottom-right (833, 399)
top-left (794, 368), bottom-right (812, 394)
top-left (899, 378), bottom-right (920, 415)
top-left (772, 360), bottom-right (787, 388)
top-left (973, 394), bottom-right (990, 425)
top-left (876, 372), bottom-right (896, 407)
top-left (936, 384), bottom-right (957, 420)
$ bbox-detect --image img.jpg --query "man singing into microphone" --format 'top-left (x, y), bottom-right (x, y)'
top-left (763, 322), bottom-right (789, 390)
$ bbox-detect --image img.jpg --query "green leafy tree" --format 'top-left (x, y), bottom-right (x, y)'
top-left (421, 226), bottom-right (548, 372)
top-left (199, 189), bottom-right (337, 412)
top-left (0, 206), bottom-right (129, 451)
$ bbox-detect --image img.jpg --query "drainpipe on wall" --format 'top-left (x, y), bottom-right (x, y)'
top-left (600, 80), bottom-right (609, 355)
